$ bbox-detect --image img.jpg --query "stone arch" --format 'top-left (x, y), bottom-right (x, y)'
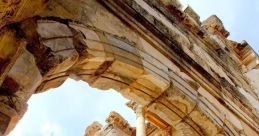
top-left (0, 17), bottom-right (220, 135)
top-left (1, 0), bottom-right (258, 136)
top-left (43, 18), bottom-right (224, 135)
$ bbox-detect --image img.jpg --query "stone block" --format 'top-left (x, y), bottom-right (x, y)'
top-left (37, 21), bottom-right (73, 38)
top-left (184, 6), bottom-right (201, 25)
top-left (0, 0), bottom-right (47, 28)
top-left (202, 15), bottom-right (229, 38)
top-left (0, 112), bottom-right (10, 135)
top-left (7, 50), bottom-right (42, 97)
top-left (160, 0), bottom-right (182, 10)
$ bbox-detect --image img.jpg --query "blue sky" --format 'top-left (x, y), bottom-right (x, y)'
top-left (9, 79), bottom-right (136, 136)
top-left (180, 0), bottom-right (259, 53)
top-left (8, 1), bottom-right (259, 136)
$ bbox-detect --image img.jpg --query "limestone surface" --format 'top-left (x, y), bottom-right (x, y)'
top-left (0, 0), bottom-right (258, 136)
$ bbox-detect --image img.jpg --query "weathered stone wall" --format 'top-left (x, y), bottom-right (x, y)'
top-left (0, 0), bottom-right (258, 136)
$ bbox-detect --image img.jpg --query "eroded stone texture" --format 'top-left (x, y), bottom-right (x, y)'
top-left (85, 112), bottom-right (135, 136)
top-left (0, 112), bottom-right (10, 135)
top-left (34, 20), bottom-right (79, 93)
top-left (202, 15), bottom-right (230, 38)
top-left (0, 0), bottom-right (48, 28)
top-left (0, 0), bottom-right (259, 136)
top-left (85, 122), bottom-right (102, 136)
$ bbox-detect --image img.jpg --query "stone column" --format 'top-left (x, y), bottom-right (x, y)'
top-left (136, 105), bottom-right (146, 136)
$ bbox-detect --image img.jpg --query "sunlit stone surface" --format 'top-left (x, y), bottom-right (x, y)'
top-left (0, 0), bottom-right (259, 136)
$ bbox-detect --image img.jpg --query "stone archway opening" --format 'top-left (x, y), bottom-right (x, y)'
top-left (8, 78), bottom-right (136, 136)
top-left (0, 17), bottom-right (224, 136)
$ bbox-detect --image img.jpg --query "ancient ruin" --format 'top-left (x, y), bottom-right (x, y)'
top-left (0, 0), bottom-right (259, 136)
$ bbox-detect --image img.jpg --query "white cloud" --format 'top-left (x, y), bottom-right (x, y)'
top-left (41, 122), bottom-right (62, 136)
